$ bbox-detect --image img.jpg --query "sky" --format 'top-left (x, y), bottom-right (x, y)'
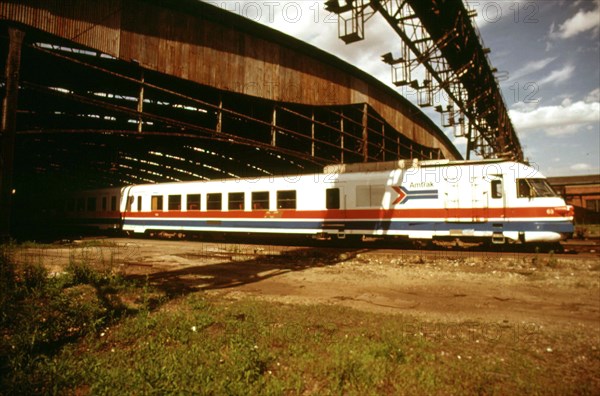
top-left (203, 0), bottom-right (600, 177)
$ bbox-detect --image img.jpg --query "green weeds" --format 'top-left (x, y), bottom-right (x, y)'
top-left (0, 242), bottom-right (598, 395)
top-left (0, 242), bottom-right (161, 395)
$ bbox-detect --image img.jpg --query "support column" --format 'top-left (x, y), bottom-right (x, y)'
top-left (0, 28), bottom-right (25, 240)
top-left (216, 95), bottom-right (222, 133)
top-left (465, 122), bottom-right (473, 160)
top-left (362, 103), bottom-right (368, 162)
top-left (311, 110), bottom-right (315, 157)
top-left (137, 70), bottom-right (145, 133)
top-left (381, 122), bottom-right (385, 162)
top-left (340, 110), bottom-right (344, 163)
top-left (271, 106), bottom-right (277, 146)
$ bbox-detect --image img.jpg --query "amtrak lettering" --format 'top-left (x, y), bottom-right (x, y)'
top-left (409, 182), bottom-right (434, 188)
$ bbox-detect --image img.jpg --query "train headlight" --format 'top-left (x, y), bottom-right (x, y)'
top-left (553, 205), bottom-right (574, 217)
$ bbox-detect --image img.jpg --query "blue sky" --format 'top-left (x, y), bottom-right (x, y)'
top-left (206, 0), bottom-right (599, 177)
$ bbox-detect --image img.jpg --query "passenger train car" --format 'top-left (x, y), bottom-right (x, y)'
top-left (64, 159), bottom-right (574, 244)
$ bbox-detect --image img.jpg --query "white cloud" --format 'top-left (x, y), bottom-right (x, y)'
top-left (509, 57), bottom-right (556, 82)
top-left (570, 163), bottom-right (592, 171)
top-left (537, 64), bottom-right (575, 86)
top-left (511, 100), bottom-right (539, 113)
top-left (545, 124), bottom-right (581, 136)
top-left (586, 88), bottom-right (600, 103)
top-left (553, 2), bottom-right (600, 39)
top-left (509, 100), bottom-right (600, 133)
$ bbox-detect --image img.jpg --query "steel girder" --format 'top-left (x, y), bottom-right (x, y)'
top-left (326, 0), bottom-right (524, 161)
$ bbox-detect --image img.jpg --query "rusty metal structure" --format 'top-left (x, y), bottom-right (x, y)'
top-left (0, 0), bottom-right (464, 236)
top-left (326, 0), bottom-right (523, 161)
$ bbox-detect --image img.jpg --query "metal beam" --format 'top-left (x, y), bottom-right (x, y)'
top-left (0, 27), bottom-right (24, 240)
top-left (328, 0), bottom-right (523, 162)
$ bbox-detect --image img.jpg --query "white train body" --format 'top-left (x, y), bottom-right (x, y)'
top-left (111, 159), bottom-right (573, 244)
top-left (62, 186), bottom-right (125, 230)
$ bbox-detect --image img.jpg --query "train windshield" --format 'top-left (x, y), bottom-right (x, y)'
top-left (517, 178), bottom-right (557, 198)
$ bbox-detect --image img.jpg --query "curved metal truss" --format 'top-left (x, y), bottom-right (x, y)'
top-left (326, 0), bottom-right (524, 161)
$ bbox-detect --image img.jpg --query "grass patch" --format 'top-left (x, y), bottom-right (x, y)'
top-left (0, 242), bottom-right (598, 395)
top-left (0, 242), bottom-right (163, 395)
top-left (5, 294), bottom-right (599, 395)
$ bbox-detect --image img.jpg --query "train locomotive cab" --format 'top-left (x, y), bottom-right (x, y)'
top-left (511, 176), bottom-right (574, 243)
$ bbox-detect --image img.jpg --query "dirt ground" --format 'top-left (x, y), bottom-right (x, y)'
top-left (23, 237), bottom-right (600, 334)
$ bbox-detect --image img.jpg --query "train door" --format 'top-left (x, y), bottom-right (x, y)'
top-left (444, 180), bottom-right (460, 222)
top-left (324, 186), bottom-right (346, 238)
top-left (444, 178), bottom-right (475, 222)
top-left (486, 176), bottom-right (506, 217)
top-left (445, 175), bottom-right (487, 222)
top-left (120, 186), bottom-right (134, 229)
top-left (471, 176), bottom-right (489, 222)
top-left (486, 175), bottom-right (506, 243)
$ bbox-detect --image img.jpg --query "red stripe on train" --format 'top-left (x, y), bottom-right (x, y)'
top-left (120, 207), bottom-right (572, 219)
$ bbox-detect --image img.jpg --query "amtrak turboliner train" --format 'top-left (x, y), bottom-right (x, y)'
top-left (64, 159), bottom-right (574, 245)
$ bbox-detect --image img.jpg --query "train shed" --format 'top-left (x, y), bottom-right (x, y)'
top-left (0, 0), bottom-right (468, 236)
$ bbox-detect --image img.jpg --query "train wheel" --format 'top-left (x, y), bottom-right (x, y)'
top-left (534, 242), bottom-right (564, 254)
top-left (412, 239), bottom-right (433, 250)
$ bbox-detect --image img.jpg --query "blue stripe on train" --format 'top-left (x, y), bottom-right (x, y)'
top-left (123, 219), bottom-right (574, 233)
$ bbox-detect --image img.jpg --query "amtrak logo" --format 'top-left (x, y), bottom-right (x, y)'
top-left (392, 186), bottom-right (439, 205)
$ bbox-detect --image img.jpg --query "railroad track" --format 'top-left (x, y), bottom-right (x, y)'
top-left (91, 235), bottom-right (600, 261)
top-left (560, 239), bottom-right (600, 255)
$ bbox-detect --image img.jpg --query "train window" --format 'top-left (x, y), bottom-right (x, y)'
top-left (517, 179), bottom-right (531, 198)
top-left (491, 180), bottom-right (502, 199)
top-left (137, 196), bottom-right (142, 212)
top-left (517, 179), bottom-right (556, 198)
top-left (356, 185), bottom-right (385, 207)
top-left (111, 196), bottom-right (117, 211)
top-left (187, 194), bottom-right (201, 210)
top-left (528, 179), bottom-right (557, 197)
top-left (229, 192), bottom-right (245, 210)
top-left (126, 196), bottom-right (133, 211)
top-left (207, 193), bottom-right (222, 210)
top-left (252, 191), bottom-right (269, 210)
top-left (151, 195), bottom-right (163, 211)
top-left (77, 197), bottom-right (85, 212)
top-left (168, 195), bottom-right (181, 211)
top-left (87, 197), bottom-right (96, 212)
top-left (326, 188), bottom-right (340, 209)
top-left (277, 190), bottom-right (296, 209)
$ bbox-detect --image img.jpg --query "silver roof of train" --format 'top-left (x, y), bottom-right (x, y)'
top-left (323, 158), bottom-right (516, 174)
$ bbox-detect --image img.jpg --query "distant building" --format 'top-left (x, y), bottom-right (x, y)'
top-left (547, 175), bottom-right (600, 224)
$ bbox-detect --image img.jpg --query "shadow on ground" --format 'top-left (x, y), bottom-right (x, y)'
top-left (127, 247), bottom-right (369, 297)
